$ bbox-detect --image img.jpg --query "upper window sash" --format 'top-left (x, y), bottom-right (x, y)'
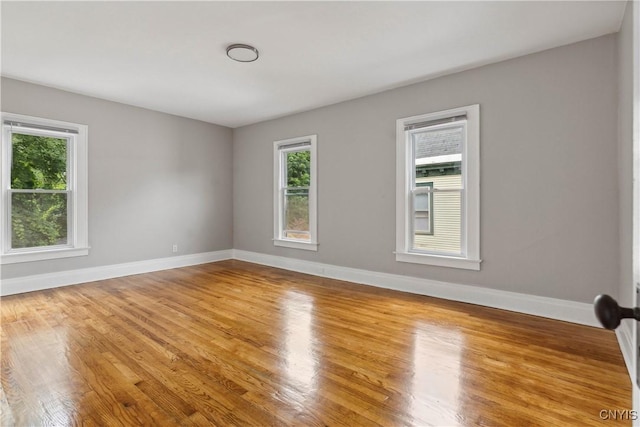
top-left (6, 129), bottom-right (73, 194)
top-left (279, 144), bottom-right (310, 190)
top-left (410, 120), bottom-right (466, 188)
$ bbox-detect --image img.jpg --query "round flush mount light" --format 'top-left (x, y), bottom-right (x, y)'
top-left (226, 44), bottom-right (259, 62)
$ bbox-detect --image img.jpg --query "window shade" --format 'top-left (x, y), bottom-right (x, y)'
top-left (4, 120), bottom-right (79, 135)
top-left (279, 141), bottom-right (310, 150)
top-left (404, 114), bottom-right (466, 131)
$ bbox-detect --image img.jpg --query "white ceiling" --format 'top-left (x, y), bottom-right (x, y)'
top-left (1, 1), bottom-right (627, 128)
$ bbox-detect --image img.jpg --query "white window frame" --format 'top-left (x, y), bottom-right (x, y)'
top-left (273, 134), bottom-right (318, 251)
top-left (1, 112), bottom-right (89, 264)
top-left (395, 104), bottom-right (481, 270)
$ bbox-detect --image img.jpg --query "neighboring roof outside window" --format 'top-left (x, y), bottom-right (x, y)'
top-left (414, 127), bottom-right (463, 159)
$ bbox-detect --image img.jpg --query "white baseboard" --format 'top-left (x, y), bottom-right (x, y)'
top-left (616, 321), bottom-right (635, 381)
top-left (0, 250), bottom-right (233, 296)
top-left (232, 249), bottom-right (599, 327)
top-left (1, 247), bottom-right (599, 328)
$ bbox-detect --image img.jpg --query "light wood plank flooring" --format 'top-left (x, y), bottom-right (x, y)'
top-left (1, 260), bottom-right (631, 426)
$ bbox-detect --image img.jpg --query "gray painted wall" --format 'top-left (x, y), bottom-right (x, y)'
top-left (233, 35), bottom-right (619, 303)
top-left (617, 1), bottom-right (635, 307)
top-left (1, 77), bottom-right (234, 279)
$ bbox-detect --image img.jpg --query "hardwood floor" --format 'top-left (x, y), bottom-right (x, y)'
top-left (1, 260), bottom-right (631, 426)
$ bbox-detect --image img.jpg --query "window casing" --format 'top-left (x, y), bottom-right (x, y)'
top-left (273, 135), bottom-right (318, 251)
top-left (396, 105), bottom-right (480, 270)
top-left (1, 113), bottom-right (89, 264)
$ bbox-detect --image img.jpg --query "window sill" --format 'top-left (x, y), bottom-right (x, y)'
top-left (1, 247), bottom-right (90, 265)
top-left (274, 239), bottom-right (318, 251)
top-left (395, 251), bottom-right (481, 271)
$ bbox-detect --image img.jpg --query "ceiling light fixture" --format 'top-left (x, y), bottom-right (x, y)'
top-left (226, 44), bottom-right (259, 62)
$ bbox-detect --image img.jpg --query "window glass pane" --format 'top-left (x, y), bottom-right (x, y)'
top-left (414, 182), bottom-right (433, 234)
top-left (415, 211), bottom-right (430, 234)
top-left (11, 192), bottom-right (68, 249)
top-left (11, 133), bottom-right (67, 190)
top-left (415, 193), bottom-right (430, 211)
top-left (413, 124), bottom-right (463, 186)
top-left (286, 150), bottom-right (310, 187)
top-left (413, 190), bottom-right (461, 255)
top-left (284, 188), bottom-right (309, 240)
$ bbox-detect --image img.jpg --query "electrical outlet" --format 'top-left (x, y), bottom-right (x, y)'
top-left (172, 244), bottom-right (178, 253)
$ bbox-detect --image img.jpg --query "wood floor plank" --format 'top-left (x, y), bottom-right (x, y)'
top-left (1, 260), bottom-right (632, 426)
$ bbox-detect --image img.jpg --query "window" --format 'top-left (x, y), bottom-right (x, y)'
top-left (273, 135), bottom-right (317, 251)
top-left (1, 113), bottom-right (89, 264)
top-left (396, 105), bottom-right (480, 270)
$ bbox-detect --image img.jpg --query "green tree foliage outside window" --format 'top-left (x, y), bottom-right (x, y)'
top-left (10, 133), bottom-right (68, 249)
top-left (286, 150), bottom-right (310, 187)
top-left (285, 150), bottom-right (310, 238)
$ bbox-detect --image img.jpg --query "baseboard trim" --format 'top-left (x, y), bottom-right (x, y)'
top-left (1, 248), bottom-right (599, 328)
top-left (232, 249), bottom-right (599, 327)
top-left (0, 250), bottom-right (233, 296)
top-left (616, 322), bottom-right (635, 381)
